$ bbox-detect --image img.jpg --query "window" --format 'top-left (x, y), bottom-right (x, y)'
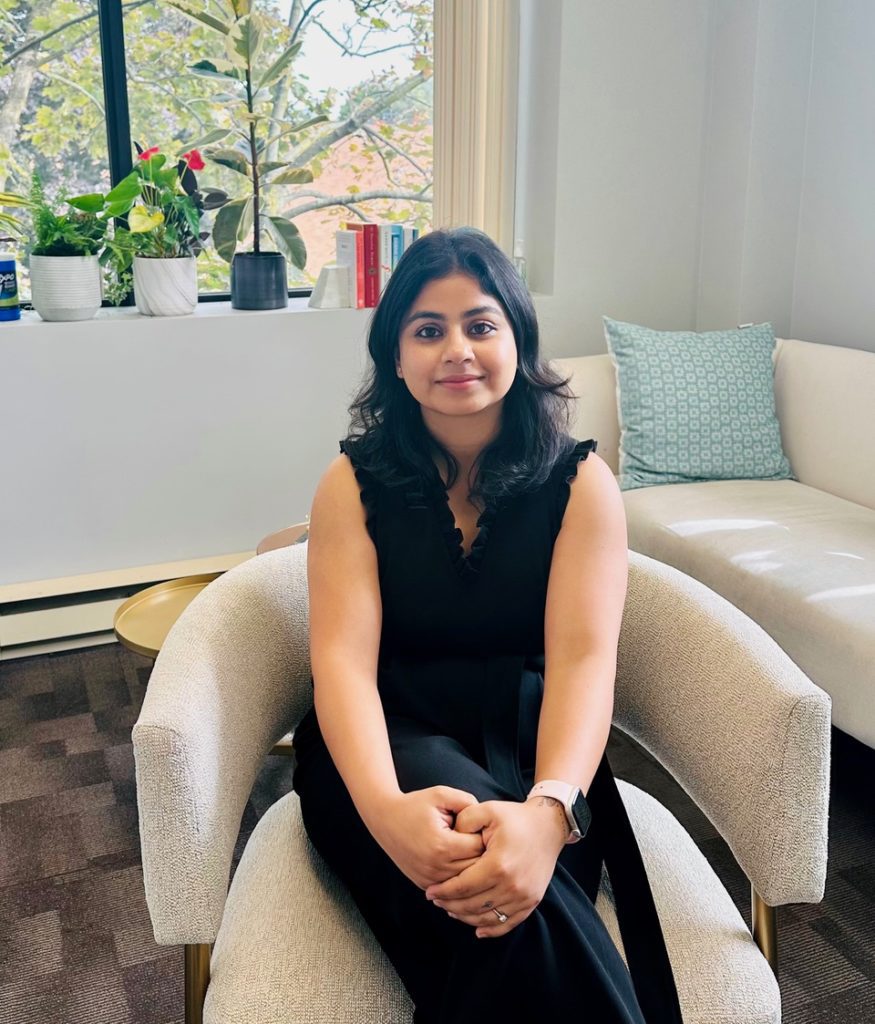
top-left (0, 0), bottom-right (433, 300)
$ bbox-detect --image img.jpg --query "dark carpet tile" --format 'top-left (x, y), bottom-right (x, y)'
top-left (0, 641), bottom-right (873, 1024)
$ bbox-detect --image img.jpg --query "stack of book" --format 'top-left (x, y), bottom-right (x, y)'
top-left (335, 223), bottom-right (421, 308)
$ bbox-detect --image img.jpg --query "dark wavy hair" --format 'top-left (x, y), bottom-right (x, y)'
top-left (344, 227), bottom-right (577, 505)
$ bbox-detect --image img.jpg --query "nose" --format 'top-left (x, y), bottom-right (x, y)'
top-left (442, 324), bottom-right (474, 363)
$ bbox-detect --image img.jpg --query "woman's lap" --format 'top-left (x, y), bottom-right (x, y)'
top-left (292, 715), bottom-right (647, 1024)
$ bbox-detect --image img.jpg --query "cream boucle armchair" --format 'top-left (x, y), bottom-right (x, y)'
top-left (132, 543), bottom-right (831, 1024)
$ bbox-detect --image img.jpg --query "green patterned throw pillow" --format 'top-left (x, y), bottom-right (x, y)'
top-left (603, 317), bottom-right (794, 491)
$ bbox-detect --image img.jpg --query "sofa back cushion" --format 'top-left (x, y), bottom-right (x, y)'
top-left (553, 353), bottom-right (622, 474)
top-left (775, 339), bottom-right (875, 511)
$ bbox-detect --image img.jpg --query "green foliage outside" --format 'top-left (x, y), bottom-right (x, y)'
top-left (0, 0), bottom-right (434, 296)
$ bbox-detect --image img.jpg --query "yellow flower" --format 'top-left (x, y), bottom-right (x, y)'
top-left (129, 205), bottom-right (165, 233)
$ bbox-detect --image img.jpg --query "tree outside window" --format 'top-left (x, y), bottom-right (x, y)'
top-left (0, 0), bottom-right (433, 298)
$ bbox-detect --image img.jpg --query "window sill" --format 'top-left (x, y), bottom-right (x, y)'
top-left (6, 298), bottom-right (374, 328)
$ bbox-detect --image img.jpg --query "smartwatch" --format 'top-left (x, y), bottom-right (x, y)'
top-left (526, 780), bottom-right (592, 844)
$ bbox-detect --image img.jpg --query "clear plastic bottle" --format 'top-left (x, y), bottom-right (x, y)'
top-left (0, 249), bottom-right (20, 321)
top-left (512, 239), bottom-right (527, 285)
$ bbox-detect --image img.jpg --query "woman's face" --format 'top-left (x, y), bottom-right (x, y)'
top-left (395, 273), bottom-right (518, 428)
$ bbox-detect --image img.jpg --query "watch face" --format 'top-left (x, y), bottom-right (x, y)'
top-left (571, 792), bottom-right (592, 838)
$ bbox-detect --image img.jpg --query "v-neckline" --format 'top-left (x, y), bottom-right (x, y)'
top-left (421, 469), bottom-right (501, 580)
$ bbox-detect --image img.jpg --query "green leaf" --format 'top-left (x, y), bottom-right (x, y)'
top-left (205, 147), bottom-right (251, 177)
top-left (265, 166), bottom-right (313, 186)
top-left (166, 0), bottom-right (231, 35)
top-left (212, 199), bottom-right (247, 262)
top-left (104, 201), bottom-right (132, 220)
top-left (238, 196), bottom-right (254, 243)
top-left (226, 12), bottom-right (263, 70)
top-left (287, 113), bottom-right (329, 134)
top-left (190, 59), bottom-right (241, 81)
top-left (260, 115), bottom-right (328, 152)
top-left (265, 215), bottom-right (306, 269)
top-left (201, 188), bottom-right (230, 210)
top-left (67, 193), bottom-right (103, 213)
top-left (0, 191), bottom-right (30, 208)
top-left (183, 128), bottom-right (233, 149)
top-left (105, 174), bottom-right (141, 207)
top-left (255, 40), bottom-right (302, 92)
top-left (257, 161), bottom-right (290, 175)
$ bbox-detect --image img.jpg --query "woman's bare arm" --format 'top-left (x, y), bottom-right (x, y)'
top-left (537, 451), bottom-right (630, 795)
top-left (307, 453), bottom-right (401, 827)
top-left (307, 454), bottom-right (485, 887)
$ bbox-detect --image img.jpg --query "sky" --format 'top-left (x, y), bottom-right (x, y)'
top-left (273, 0), bottom-right (416, 109)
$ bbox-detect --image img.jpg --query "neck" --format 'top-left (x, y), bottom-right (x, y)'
top-left (420, 404), bottom-right (502, 485)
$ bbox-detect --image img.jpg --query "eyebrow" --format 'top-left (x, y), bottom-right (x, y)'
top-left (402, 305), bottom-right (504, 328)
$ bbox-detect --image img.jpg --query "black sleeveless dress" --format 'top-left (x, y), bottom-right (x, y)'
top-left (292, 436), bottom-right (684, 1024)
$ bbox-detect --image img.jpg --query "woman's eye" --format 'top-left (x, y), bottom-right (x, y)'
top-left (414, 322), bottom-right (496, 339)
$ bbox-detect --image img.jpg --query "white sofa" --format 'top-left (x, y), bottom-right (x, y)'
top-left (555, 337), bottom-right (875, 750)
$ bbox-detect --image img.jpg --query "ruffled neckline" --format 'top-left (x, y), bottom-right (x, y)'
top-left (397, 437), bottom-right (598, 582)
top-left (403, 469), bottom-right (504, 582)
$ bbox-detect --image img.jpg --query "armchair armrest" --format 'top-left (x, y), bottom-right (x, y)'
top-left (133, 544), bottom-right (312, 945)
top-left (617, 551), bottom-right (831, 907)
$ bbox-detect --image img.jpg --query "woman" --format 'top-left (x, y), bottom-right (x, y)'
top-left (292, 228), bottom-right (684, 1023)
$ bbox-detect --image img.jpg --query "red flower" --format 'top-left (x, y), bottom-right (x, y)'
top-left (182, 149), bottom-right (205, 171)
top-left (138, 146), bottom-right (160, 161)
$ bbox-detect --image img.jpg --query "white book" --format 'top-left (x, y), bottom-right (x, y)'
top-left (403, 225), bottom-right (415, 252)
top-left (378, 224), bottom-right (393, 293)
top-left (335, 230), bottom-right (358, 308)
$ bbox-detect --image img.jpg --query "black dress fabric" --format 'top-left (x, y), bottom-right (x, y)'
top-left (292, 436), bottom-right (685, 1024)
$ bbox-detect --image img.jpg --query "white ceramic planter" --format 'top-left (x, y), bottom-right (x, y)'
top-left (133, 256), bottom-right (197, 316)
top-left (29, 254), bottom-right (102, 321)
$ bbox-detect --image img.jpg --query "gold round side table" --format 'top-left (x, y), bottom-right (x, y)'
top-left (114, 573), bottom-right (295, 756)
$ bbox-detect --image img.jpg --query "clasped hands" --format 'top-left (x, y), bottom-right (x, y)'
top-left (368, 786), bottom-right (569, 939)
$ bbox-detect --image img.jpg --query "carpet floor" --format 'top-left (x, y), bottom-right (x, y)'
top-left (1, 642), bottom-right (873, 1023)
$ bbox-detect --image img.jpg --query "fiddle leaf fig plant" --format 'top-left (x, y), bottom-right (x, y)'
top-left (168, 0), bottom-right (328, 268)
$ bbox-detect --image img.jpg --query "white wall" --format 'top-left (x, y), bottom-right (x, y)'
top-left (523, 0), bottom-right (875, 357)
top-left (791, 0), bottom-right (875, 351)
top-left (1, 303), bottom-right (371, 586)
top-left (520, 0), bottom-right (712, 358)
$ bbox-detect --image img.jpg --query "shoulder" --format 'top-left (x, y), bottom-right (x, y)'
top-left (559, 444), bottom-right (626, 536)
top-left (311, 452), bottom-right (372, 532)
top-left (316, 452), bottom-right (361, 501)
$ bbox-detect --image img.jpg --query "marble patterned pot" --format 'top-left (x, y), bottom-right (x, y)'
top-left (133, 256), bottom-right (197, 316)
top-left (29, 254), bottom-right (102, 321)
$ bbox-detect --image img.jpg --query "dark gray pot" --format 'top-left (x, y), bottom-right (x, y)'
top-left (230, 251), bottom-right (288, 310)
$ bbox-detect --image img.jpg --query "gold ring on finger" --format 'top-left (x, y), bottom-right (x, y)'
top-left (491, 908), bottom-right (508, 924)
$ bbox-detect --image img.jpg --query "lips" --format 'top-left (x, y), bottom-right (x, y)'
top-left (438, 375), bottom-right (483, 383)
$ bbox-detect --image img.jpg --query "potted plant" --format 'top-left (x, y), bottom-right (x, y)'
top-left (168, 0), bottom-right (326, 309)
top-left (27, 174), bottom-right (108, 322)
top-left (103, 145), bottom-right (206, 316)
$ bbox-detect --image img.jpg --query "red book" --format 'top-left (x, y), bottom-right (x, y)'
top-left (345, 223), bottom-right (379, 307)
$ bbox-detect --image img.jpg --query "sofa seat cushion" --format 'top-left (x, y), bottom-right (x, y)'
top-left (623, 479), bottom-right (875, 747)
top-left (204, 787), bottom-right (778, 1024)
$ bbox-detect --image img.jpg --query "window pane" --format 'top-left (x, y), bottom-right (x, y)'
top-left (0, 0), bottom-right (109, 299)
top-left (122, 0), bottom-right (433, 293)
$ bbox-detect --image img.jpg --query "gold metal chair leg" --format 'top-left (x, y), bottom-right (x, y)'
top-left (185, 943), bottom-right (211, 1024)
top-left (751, 886), bottom-right (778, 978)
